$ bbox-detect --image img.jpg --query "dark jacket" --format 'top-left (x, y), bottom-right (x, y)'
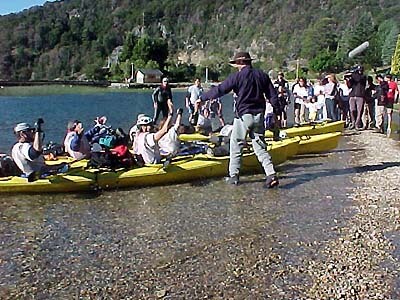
top-left (348, 72), bottom-right (367, 98)
top-left (376, 81), bottom-right (389, 106)
top-left (200, 66), bottom-right (278, 117)
top-left (152, 85), bottom-right (172, 104)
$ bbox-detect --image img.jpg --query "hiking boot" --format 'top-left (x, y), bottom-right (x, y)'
top-left (225, 175), bottom-right (239, 185)
top-left (264, 175), bottom-right (279, 189)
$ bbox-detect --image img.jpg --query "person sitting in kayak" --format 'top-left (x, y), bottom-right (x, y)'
top-left (196, 107), bottom-right (213, 136)
top-left (133, 113), bottom-right (173, 164)
top-left (129, 113), bottom-right (146, 145)
top-left (158, 108), bottom-right (184, 157)
top-left (11, 120), bottom-right (68, 182)
top-left (63, 117), bottom-right (106, 160)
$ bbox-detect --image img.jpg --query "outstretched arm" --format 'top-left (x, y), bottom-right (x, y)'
top-left (154, 114), bottom-right (173, 142)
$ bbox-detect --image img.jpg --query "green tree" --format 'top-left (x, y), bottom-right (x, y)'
top-left (309, 50), bottom-right (343, 73)
top-left (382, 26), bottom-right (399, 65)
top-left (391, 34), bottom-right (400, 76)
top-left (301, 18), bottom-right (338, 59)
top-left (346, 12), bottom-right (376, 65)
top-left (131, 36), bottom-right (168, 69)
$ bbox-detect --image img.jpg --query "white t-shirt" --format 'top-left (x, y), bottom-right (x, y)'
top-left (134, 132), bottom-right (161, 164)
top-left (11, 142), bottom-right (45, 175)
top-left (158, 125), bottom-right (180, 156)
top-left (187, 85), bottom-right (203, 105)
top-left (324, 82), bottom-right (336, 98)
top-left (339, 83), bottom-right (351, 97)
top-left (305, 102), bottom-right (319, 113)
top-left (292, 85), bottom-right (308, 103)
top-left (314, 83), bottom-right (325, 96)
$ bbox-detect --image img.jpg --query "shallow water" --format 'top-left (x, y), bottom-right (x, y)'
top-left (0, 137), bottom-right (357, 298)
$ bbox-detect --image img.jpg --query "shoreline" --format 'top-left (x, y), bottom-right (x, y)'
top-left (305, 129), bottom-right (400, 298)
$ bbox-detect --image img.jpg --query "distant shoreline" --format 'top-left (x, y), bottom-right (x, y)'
top-left (0, 81), bottom-right (216, 96)
top-left (0, 80), bottom-right (199, 89)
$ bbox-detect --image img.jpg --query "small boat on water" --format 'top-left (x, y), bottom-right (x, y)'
top-left (0, 132), bottom-right (342, 194)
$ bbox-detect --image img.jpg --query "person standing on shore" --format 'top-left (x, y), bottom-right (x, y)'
top-left (198, 51), bottom-right (280, 188)
top-left (384, 74), bottom-right (399, 136)
top-left (374, 74), bottom-right (389, 133)
top-left (152, 77), bottom-right (174, 124)
top-left (362, 76), bottom-right (376, 130)
top-left (185, 78), bottom-right (203, 125)
top-left (346, 65), bottom-right (366, 130)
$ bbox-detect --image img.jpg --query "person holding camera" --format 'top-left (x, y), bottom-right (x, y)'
top-left (11, 119), bottom-right (67, 181)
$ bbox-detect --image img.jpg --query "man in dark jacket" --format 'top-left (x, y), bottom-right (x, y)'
top-left (346, 65), bottom-right (366, 129)
top-left (199, 52), bottom-right (280, 188)
top-left (152, 77), bottom-right (174, 124)
top-left (374, 74), bottom-right (389, 133)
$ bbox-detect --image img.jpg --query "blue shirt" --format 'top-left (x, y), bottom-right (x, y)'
top-left (200, 66), bottom-right (278, 117)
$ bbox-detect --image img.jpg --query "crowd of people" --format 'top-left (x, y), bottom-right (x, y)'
top-left (4, 54), bottom-right (399, 189)
top-left (273, 67), bottom-right (399, 134)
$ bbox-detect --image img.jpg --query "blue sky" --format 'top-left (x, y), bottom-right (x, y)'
top-left (0, 0), bottom-right (56, 16)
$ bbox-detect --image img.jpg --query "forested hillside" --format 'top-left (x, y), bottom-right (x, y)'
top-left (0, 0), bottom-right (399, 81)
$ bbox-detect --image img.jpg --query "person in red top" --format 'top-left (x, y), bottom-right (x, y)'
top-left (384, 74), bottom-right (399, 136)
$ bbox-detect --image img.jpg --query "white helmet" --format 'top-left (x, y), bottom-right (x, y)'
top-left (136, 115), bottom-right (153, 126)
top-left (279, 131), bottom-right (287, 139)
top-left (14, 122), bottom-right (34, 133)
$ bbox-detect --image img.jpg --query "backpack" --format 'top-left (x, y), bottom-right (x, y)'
top-left (0, 155), bottom-right (21, 177)
top-left (43, 142), bottom-right (65, 157)
top-left (88, 151), bottom-right (118, 169)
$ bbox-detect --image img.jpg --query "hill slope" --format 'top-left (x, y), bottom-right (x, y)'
top-left (0, 0), bottom-right (399, 80)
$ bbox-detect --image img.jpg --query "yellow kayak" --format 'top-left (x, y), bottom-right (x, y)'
top-left (93, 137), bottom-right (299, 190)
top-left (0, 170), bottom-right (95, 194)
top-left (180, 120), bottom-right (345, 142)
top-left (0, 132), bottom-right (342, 194)
top-left (297, 132), bottom-right (342, 154)
top-left (265, 120), bottom-right (345, 138)
top-left (0, 138), bottom-right (298, 193)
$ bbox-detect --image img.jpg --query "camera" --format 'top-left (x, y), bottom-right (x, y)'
top-left (34, 118), bottom-right (44, 133)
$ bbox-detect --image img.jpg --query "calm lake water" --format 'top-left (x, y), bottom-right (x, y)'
top-left (0, 90), bottom-right (235, 153)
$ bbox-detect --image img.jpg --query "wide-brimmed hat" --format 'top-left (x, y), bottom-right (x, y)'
top-left (14, 122), bottom-right (34, 133)
top-left (229, 52), bottom-right (253, 64)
